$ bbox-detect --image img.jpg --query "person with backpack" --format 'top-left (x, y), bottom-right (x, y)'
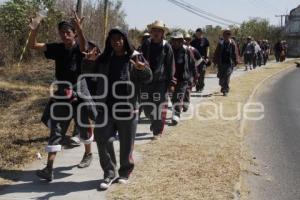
top-left (28, 12), bottom-right (95, 181)
top-left (241, 36), bottom-right (255, 71)
top-left (82, 27), bottom-right (152, 190)
top-left (140, 20), bottom-right (176, 139)
top-left (170, 32), bottom-right (195, 125)
top-left (190, 28), bottom-right (210, 92)
top-left (213, 29), bottom-right (239, 96)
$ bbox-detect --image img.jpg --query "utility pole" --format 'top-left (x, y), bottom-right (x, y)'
top-left (76, 0), bottom-right (83, 18)
top-left (275, 14), bottom-right (288, 29)
top-left (103, 0), bottom-right (109, 45)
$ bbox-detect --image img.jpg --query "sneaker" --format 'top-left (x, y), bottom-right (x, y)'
top-left (99, 176), bottom-right (116, 190)
top-left (182, 106), bottom-right (188, 112)
top-left (78, 153), bottom-right (93, 168)
top-left (69, 136), bottom-right (81, 147)
top-left (36, 166), bottom-right (53, 182)
top-left (118, 177), bottom-right (129, 184)
top-left (172, 115), bottom-right (180, 125)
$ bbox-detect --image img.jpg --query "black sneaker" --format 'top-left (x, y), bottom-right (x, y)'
top-left (78, 153), bottom-right (93, 168)
top-left (36, 166), bottom-right (53, 182)
top-left (99, 176), bottom-right (117, 190)
top-left (182, 105), bottom-right (189, 112)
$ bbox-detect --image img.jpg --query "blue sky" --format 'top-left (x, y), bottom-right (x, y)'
top-left (122, 0), bottom-right (299, 30)
top-left (0, 0), bottom-right (299, 30)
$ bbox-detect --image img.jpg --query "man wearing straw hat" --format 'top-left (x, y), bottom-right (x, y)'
top-left (140, 20), bottom-right (176, 139)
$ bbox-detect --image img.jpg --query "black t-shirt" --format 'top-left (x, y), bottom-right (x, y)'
top-left (173, 48), bottom-right (186, 81)
top-left (149, 42), bottom-right (163, 71)
top-left (44, 43), bottom-right (83, 85)
top-left (106, 55), bottom-right (132, 117)
top-left (221, 42), bottom-right (231, 64)
top-left (190, 37), bottom-right (210, 58)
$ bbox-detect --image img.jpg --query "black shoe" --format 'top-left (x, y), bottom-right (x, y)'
top-left (36, 166), bottom-right (53, 182)
top-left (99, 176), bottom-right (117, 190)
top-left (223, 92), bottom-right (228, 96)
top-left (78, 153), bottom-right (93, 168)
top-left (182, 106), bottom-right (188, 112)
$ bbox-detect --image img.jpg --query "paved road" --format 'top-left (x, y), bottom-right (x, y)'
top-left (0, 65), bottom-right (259, 200)
top-left (246, 67), bottom-right (300, 200)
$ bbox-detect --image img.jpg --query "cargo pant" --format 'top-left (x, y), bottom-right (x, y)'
top-left (42, 100), bottom-right (93, 152)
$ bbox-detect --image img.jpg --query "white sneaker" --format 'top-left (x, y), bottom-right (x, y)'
top-left (118, 177), bottom-right (129, 184)
top-left (168, 99), bottom-right (173, 108)
top-left (99, 177), bottom-right (116, 190)
top-left (69, 136), bottom-right (81, 147)
top-left (172, 115), bottom-right (180, 125)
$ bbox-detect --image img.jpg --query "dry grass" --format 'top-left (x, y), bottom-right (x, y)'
top-left (0, 60), bottom-right (54, 185)
top-left (107, 60), bottom-right (298, 200)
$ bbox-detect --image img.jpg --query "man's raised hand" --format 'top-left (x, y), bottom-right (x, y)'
top-left (29, 16), bottom-right (42, 30)
top-left (71, 10), bottom-right (85, 32)
top-left (83, 47), bottom-right (100, 61)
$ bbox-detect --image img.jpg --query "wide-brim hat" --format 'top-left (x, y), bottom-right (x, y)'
top-left (147, 20), bottom-right (169, 33)
top-left (143, 32), bottom-right (150, 37)
top-left (223, 28), bottom-right (231, 35)
top-left (184, 33), bottom-right (191, 39)
top-left (171, 32), bottom-right (184, 39)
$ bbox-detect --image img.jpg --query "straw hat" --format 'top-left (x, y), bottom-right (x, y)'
top-left (147, 20), bottom-right (169, 32)
top-left (223, 28), bottom-right (231, 34)
top-left (171, 32), bottom-right (184, 39)
top-left (184, 33), bottom-right (191, 39)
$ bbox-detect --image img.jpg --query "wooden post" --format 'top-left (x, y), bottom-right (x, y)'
top-left (76, 0), bottom-right (83, 18)
top-left (103, 0), bottom-right (109, 45)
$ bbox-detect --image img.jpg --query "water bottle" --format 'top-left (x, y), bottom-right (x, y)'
top-left (29, 4), bottom-right (48, 29)
top-left (37, 3), bottom-right (48, 19)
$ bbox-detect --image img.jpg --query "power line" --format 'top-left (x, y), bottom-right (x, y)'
top-left (178, 0), bottom-right (241, 25)
top-left (167, 0), bottom-right (231, 26)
